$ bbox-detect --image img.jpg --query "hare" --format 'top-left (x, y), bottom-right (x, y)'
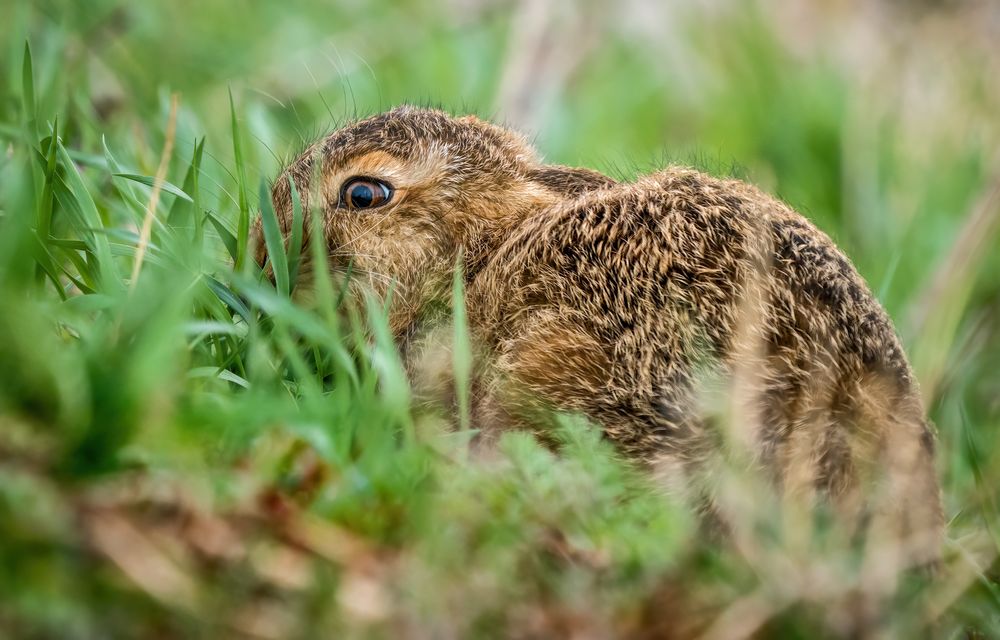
top-left (256, 106), bottom-right (943, 566)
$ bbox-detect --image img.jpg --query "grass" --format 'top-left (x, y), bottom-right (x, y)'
top-left (1, 0), bottom-right (1000, 637)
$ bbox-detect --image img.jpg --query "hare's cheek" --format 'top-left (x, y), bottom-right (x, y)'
top-left (329, 218), bottom-right (373, 251)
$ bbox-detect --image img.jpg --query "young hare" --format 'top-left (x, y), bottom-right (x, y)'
top-left (257, 106), bottom-right (943, 565)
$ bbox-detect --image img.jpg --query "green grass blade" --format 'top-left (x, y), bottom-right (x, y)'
top-left (114, 173), bottom-right (193, 203)
top-left (33, 124), bottom-right (62, 291)
top-left (36, 121), bottom-right (57, 239)
top-left (191, 137), bottom-right (205, 252)
top-left (307, 165), bottom-right (336, 316)
top-left (204, 275), bottom-right (253, 323)
top-left (452, 253), bottom-right (472, 433)
top-left (167, 137), bottom-right (206, 245)
top-left (21, 41), bottom-right (37, 140)
top-left (364, 291), bottom-right (412, 436)
top-left (287, 176), bottom-right (303, 294)
top-left (102, 137), bottom-right (149, 227)
top-left (54, 142), bottom-right (122, 293)
top-left (229, 88), bottom-right (250, 271)
top-left (258, 180), bottom-right (289, 296)
top-left (206, 210), bottom-right (239, 263)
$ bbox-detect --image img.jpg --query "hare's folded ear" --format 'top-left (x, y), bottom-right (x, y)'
top-left (528, 165), bottom-right (617, 197)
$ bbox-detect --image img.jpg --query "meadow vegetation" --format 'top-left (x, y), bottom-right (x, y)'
top-left (1, 0), bottom-right (999, 637)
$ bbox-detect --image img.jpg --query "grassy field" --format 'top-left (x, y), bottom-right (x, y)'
top-left (2, 0), bottom-right (1000, 637)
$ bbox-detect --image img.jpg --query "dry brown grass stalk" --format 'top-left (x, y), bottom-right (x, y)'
top-left (129, 92), bottom-right (180, 290)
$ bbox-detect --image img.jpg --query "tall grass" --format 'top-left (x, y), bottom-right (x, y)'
top-left (1, 0), bottom-right (999, 637)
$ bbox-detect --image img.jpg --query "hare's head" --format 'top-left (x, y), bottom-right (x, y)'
top-left (257, 106), bottom-right (613, 334)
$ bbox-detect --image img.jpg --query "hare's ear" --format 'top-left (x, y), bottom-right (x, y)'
top-left (528, 165), bottom-right (617, 198)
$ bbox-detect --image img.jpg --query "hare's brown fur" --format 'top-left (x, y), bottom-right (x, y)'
top-left (260, 106), bottom-right (943, 563)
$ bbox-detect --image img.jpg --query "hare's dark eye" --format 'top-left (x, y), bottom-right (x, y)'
top-left (341, 177), bottom-right (393, 210)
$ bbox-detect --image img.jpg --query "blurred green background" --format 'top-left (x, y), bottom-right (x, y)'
top-left (2, 0), bottom-right (1000, 637)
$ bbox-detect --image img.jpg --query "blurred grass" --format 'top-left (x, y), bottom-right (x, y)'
top-left (1, 0), bottom-right (999, 637)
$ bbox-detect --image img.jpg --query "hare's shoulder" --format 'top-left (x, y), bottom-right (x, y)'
top-left (468, 170), bottom-right (769, 337)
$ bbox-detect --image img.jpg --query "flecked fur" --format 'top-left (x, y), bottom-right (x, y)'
top-left (257, 106), bottom-right (943, 565)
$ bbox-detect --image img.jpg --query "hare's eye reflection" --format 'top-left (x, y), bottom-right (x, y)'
top-left (341, 177), bottom-right (393, 210)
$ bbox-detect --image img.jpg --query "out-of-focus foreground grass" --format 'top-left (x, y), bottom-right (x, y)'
top-left (1, 0), bottom-right (999, 637)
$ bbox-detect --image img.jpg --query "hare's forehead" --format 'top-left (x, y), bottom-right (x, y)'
top-left (315, 113), bottom-right (536, 171)
top-left (319, 113), bottom-right (460, 160)
top-left (321, 147), bottom-right (453, 194)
